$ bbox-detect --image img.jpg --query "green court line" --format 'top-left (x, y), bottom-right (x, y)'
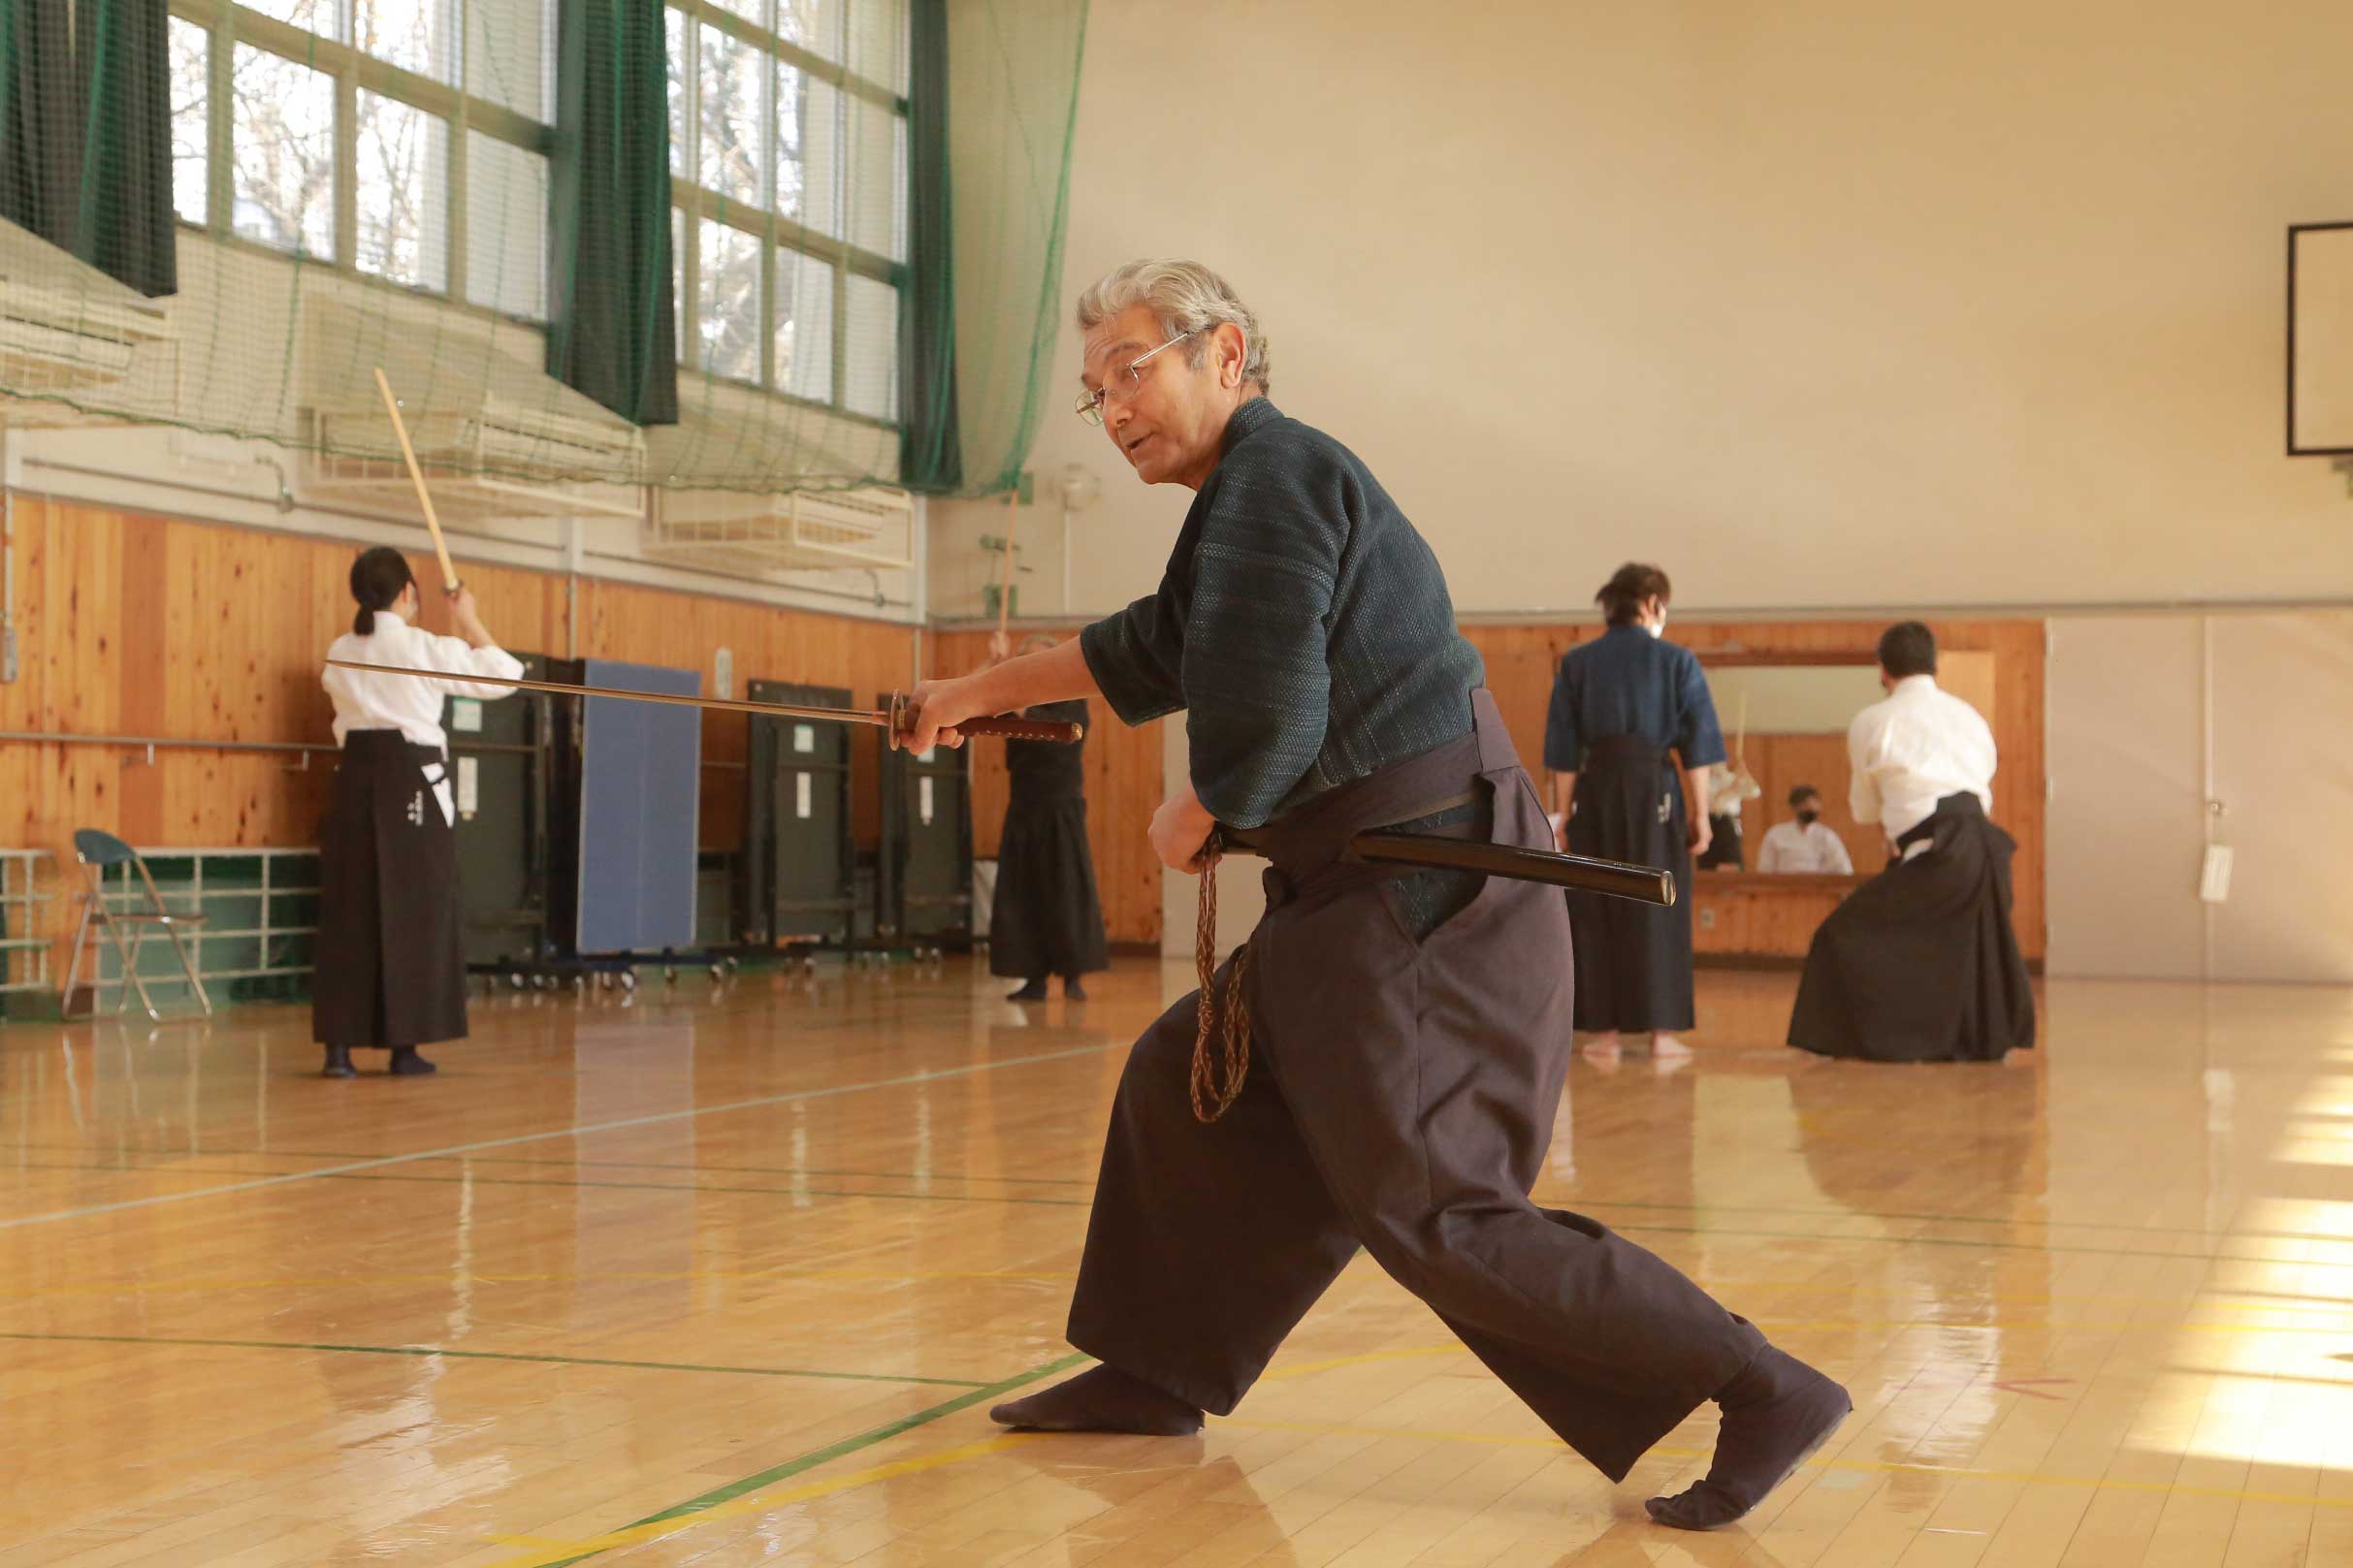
top-left (0, 1331), bottom-right (989, 1387)
top-left (531, 1350), bottom-right (1091, 1568)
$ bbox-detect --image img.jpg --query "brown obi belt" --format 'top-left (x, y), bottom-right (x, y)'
top-left (1241, 690), bottom-right (1520, 893)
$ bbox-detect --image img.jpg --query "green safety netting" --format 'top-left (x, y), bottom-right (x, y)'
top-left (0, 0), bottom-right (1084, 499)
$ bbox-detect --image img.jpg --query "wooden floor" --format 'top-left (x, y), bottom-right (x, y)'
top-left (4, 962), bottom-right (2352, 1567)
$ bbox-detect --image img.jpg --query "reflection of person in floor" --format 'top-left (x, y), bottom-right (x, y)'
top-left (983, 631), bottom-right (1110, 1004)
top-left (903, 259), bottom-right (1850, 1531)
top-left (1789, 623), bottom-right (2035, 1062)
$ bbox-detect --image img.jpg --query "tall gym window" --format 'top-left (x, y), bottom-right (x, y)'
top-left (165, 0), bottom-right (557, 319)
top-left (666, 0), bottom-right (906, 423)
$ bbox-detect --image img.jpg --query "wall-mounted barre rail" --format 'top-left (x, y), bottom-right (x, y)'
top-left (0, 731), bottom-right (534, 766)
top-left (0, 730), bottom-right (704, 767)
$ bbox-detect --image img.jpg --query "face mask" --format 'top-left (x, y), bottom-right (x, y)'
top-left (1796, 808), bottom-right (1820, 826)
top-left (1647, 612), bottom-right (1666, 640)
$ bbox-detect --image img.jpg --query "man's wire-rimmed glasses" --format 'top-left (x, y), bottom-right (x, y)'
top-left (1074, 328), bottom-right (1201, 425)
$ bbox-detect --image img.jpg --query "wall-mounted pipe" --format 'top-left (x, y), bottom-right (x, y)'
top-left (18, 457), bottom-right (919, 621)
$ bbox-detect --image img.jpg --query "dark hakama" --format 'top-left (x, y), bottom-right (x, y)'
top-left (988, 699), bottom-right (1109, 981)
top-left (1565, 737), bottom-right (1697, 1031)
top-left (312, 729), bottom-right (469, 1051)
top-left (1788, 792), bottom-right (2035, 1063)
top-left (1696, 812), bottom-right (1744, 869)
top-left (1545, 627), bottom-right (1723, 1035)
top-left (1068, 692), bottom-right (1766, 1483)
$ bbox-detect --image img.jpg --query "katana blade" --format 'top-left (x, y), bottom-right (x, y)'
top-left (324, 659), bottom-right (1085, 744)
top-left (1221, 826), bottom-right (1675, 907)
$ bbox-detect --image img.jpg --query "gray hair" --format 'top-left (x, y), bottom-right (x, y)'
top-left (1075, 259), bottom-right (1272, 394)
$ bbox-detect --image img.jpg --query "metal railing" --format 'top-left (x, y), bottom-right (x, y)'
top-left (0, 849), bottom-right (53, 998)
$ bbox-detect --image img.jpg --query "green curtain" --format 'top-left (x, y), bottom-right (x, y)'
top-left (0, 0), bottom-right (81, 253)
top-left (896, 0), bottom-right (959, 493)
top-left (75, 0), bottom-right (177, 297)
top-left (548, 0), bottom-right (679, 426)
top-left (944, 0), bottom-right (1086, 497)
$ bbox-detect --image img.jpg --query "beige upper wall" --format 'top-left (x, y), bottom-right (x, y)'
top-left (934, 0), bottom-right (2353, 620)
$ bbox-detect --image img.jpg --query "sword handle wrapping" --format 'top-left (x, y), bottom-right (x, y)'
top-left (959, 714), bottom-right (1086, 743)
top-left (887, 692), bottom-right (1084, 745)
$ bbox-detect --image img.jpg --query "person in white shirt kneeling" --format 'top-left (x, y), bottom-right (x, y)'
top-left (313, 548), bottom-right (524, 1079)
top-left (1757, 786), bottom-right (1853, 876)
top-left (1787, 623), bottom-right (2034, 1064)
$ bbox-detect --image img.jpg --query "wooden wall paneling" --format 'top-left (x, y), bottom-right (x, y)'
top-left (1691, 880), bottom-right (1851, 957)
top-left (1, 499), bottom-right (54, 857)
top-left (0, 509), bottom-right (2044, 969)
top-left (1728, 732), bottom-right (1882, 877)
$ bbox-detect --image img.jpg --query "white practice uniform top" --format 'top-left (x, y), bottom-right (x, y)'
top-left (323, 611), bottom-right (523, 823)
top-left (1757, 820), bottom-right (1855, 875)
top-left (1846, 674), bottom-right (1996, 850)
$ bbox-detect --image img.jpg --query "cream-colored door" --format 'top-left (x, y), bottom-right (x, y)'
top-left (2046, 617), bottom-right (2206, 978)
top-left (2208, 611), bottom-right (2353, 982)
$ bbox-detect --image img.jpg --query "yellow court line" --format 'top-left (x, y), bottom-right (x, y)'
top-left (1216, 1420), bottom-right (2353, 1509)
top-left (1259, 1313), bottom-right (2353, 1389)
top-left (1262, 1346), bottom-right (1466, 1382)
top-left (475, 1434), bottom-right (1033, 1568)
top-left (0, 1267), bottom-right (1080, 1298)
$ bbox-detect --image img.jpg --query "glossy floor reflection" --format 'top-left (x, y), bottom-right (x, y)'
top-left (3, 963), bottom-right (2351, 1565)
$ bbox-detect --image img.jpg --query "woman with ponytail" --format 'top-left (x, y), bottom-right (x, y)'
top-left (314, 547), bottom-right (522, 1078)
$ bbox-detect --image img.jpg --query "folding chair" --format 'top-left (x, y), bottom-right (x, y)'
top-left (60, 831), bottom-right (211, 1021)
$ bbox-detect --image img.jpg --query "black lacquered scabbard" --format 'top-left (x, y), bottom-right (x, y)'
top-left (1217, 827), bottom-right (1676, 908)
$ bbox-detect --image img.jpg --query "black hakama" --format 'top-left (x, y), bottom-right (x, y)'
top-left (1565, 735), bottom-right (1696, 1033)
top-left (988, 699), bottom-right (1109, 981)
top-left (1788, 792), bottom-right (2035, 1063)
top-left (1067, 692), bottom-right (1766, 1482)
top-left (1696, 812), bottom-right (1744, 870)
top-left (312, 729), bottom-right (469, 1051)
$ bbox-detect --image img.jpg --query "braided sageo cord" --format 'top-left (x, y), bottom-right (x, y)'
top-left (1189, 830), bottom-right (1252, 1124)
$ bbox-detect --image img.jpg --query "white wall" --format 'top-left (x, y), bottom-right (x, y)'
top-left (934, 0), bottom-right (2353, 622)
top-left (1706, 666), bottom-right (1887, 737)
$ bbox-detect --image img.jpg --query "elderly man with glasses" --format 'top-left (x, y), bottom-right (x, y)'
top-left (899, 259), bottom-right (1848, 1531)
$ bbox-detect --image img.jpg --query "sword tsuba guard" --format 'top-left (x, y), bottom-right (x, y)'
top-left (886, 690), bottom-right (912, 739)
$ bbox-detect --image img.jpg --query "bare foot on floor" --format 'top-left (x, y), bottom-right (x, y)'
top-left (988, 1364), bottom-right (1204, 1436)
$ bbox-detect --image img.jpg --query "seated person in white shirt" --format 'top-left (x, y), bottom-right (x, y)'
top-left (314, 548), bottom-right (525, 1079)
top-left (1756, 786), bottom-right (1853, 876)
top-left (1787, 623), bottom-right (2034, 1063)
